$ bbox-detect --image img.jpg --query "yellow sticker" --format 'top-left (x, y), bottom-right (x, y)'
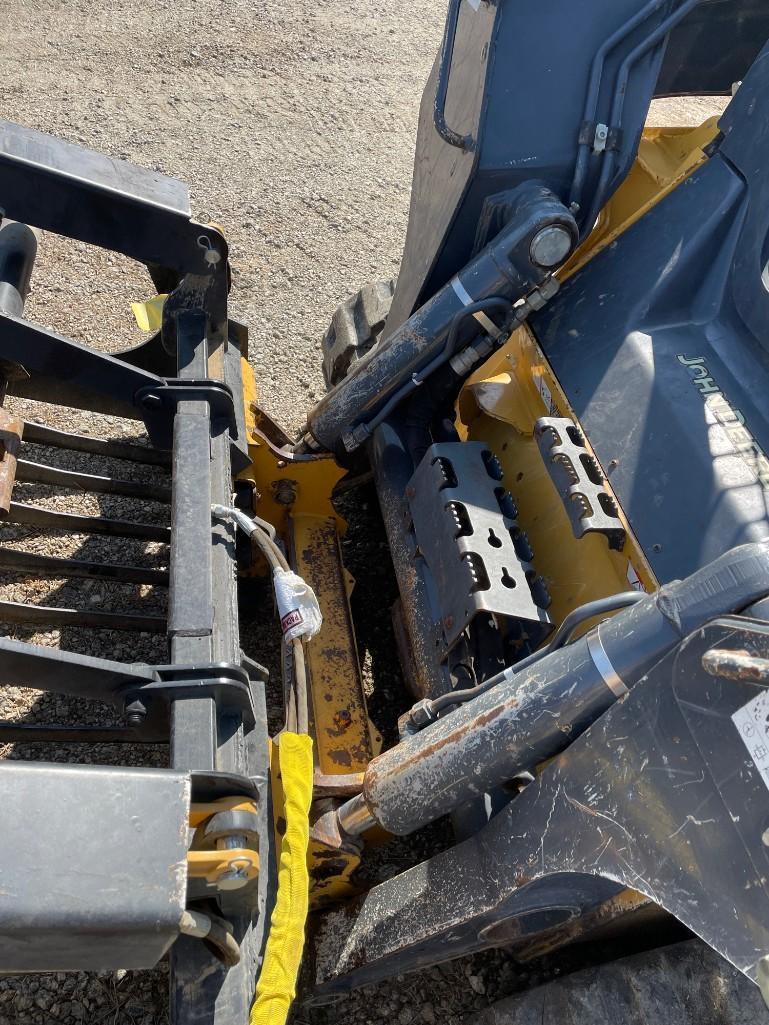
top-left (130, 293), bottom-right (167, 332)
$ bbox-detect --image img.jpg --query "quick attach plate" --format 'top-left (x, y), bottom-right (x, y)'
top-left (535, 416), bottom-right (625, 551)
top-left (407, 441), bottom-right (551, 651)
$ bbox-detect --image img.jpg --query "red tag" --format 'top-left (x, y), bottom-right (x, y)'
top-left (280, 608), bottom-right (303, 634)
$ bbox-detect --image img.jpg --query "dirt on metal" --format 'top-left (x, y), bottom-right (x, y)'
top-left (0, 2), bottom-right (728, 1022)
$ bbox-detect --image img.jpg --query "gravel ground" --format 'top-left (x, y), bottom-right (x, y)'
top-left (0, 2), bottom-right (728, 1023)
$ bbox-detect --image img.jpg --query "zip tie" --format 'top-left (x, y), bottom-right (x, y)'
top-left (450, 275), bottom-right (503, 338)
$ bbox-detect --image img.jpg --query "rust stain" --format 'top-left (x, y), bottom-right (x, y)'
top-left (327, 709), bottom-right (353, 736)
top-left (702, 647), bottom-right (769, 683)
top-left (291, 514), bottom-right (377, 777)
top-left (366, 699), bottom-right (512, 788)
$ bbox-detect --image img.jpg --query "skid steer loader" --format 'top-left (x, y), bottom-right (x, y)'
top-left (3, 1), bottom-right (769, 1022)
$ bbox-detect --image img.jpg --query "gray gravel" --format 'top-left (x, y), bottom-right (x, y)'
top-left (1, 0), bottom-right (439, 437)
top-left (0, 1), bottom-right (728, 1023)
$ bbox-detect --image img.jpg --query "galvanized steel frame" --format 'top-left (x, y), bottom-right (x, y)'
top-left (0, 121), bottom-right (271, 1024)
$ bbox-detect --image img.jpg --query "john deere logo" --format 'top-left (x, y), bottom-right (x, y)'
top-left (677, 354), bottom-right (769, 490)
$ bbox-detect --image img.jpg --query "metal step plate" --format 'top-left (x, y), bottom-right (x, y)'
top-left (407, 441), bottom-right (551, 650)
top-left (535, 416), bottom-right (625, 551)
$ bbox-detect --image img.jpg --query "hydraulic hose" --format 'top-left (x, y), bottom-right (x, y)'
top-left (569, 0), bottom-right (670, 214)
top-left (211, 504), bottom-right (309, 734)
top-left (414, 591), bottom-right (647, 721)
top-left (209, 506), bottom-right (315, 1025)
top-left (179, 910), bottom-right (241, 968)
top-left (402, 298), bottom-right (511, 465)
top-left (579, 0), bottom-right (700, 237)
top-left (249, 731), bottom-right (313, 1025)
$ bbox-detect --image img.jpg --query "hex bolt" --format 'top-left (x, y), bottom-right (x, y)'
top-left (529, 225), bottom-right (574, 269)
top-left (125, 698), bottom-right (147, 726)
top-left (271, 479), bottom-right (298, 506)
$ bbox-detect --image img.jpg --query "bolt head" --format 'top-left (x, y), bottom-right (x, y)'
top-left (125, 697), bottom-right (147, 726)
top-left (530, 225), bottom-right (573, 269)
top-left (762, 828), bottom-right (769, 847)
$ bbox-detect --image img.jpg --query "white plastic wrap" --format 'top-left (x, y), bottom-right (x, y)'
top-left (273, 568), bottom-right (323, 641)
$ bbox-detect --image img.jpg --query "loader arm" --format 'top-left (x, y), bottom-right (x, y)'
top-left (2, 1), bottom-right (769, 1023)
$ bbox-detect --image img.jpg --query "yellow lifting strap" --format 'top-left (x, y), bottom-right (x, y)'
top-left (250, 732), bottom-right (314, 1025)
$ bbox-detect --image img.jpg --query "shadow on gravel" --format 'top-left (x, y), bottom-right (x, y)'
top-left (0, 441), bottom-right (171, 768)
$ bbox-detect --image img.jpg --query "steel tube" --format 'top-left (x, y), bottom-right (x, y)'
top-left (0, 221), bottom-right (37, 318)
top-left (303, 185), bottom-right (576, 454)
top-left (336, 793), bottom-right (376, 837)
top-left (343, 541), bottom-right (769, 836)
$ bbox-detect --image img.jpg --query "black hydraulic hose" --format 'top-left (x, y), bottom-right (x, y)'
top-left (569, 0), bottom-right (671, 213)
top-left (442, 298), bottom-right (511, 358)
top-left (403, 298), bottom-right (511, 464)
top-left (404, 361), bottom-right (460, 466)
top-left (512, 591), bottom-right (645, 673)
top-left (425, 591), bottom-right (646, 717)
top-left (179, 910), bottom-right (241, 967)
top-left (211, 505), bottom-right (309, 735)
top-left (580, 0), bottom-right (701, 237)
top-left (347, 298), bottom-right (511, 453)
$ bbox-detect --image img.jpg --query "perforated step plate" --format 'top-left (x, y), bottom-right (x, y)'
top-left (535, 416), bottom-right (625, 551)
top-left (406, 441), bottom-right (551, 650)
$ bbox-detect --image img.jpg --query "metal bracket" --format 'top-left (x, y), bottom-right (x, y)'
top-left (535, 416), bottom-right (626, 551)
top-left (136, 378), bottom-right (236, 425)
top-left (121, 663), bottom-right (257, 732)
top-left (407, 441), bottom-right (551, 651)
top-left (593, 122), bottom-right (609, 153)
top-left (0, 118), bottom-right (226, 275)
top-left (0, 636), bottom-right (259, 733)
top-left (0, 762), bottom-right (190, 972)
top-left (579, 120), bottom-right (624, 155)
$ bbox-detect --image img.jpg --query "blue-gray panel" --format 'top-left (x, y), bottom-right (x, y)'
top-left (388, 0), bottom-right (676, 334)
top-left (532, 47), bottom-right (769, 583)
top-left (656, 0), bottom-right (769, 95)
